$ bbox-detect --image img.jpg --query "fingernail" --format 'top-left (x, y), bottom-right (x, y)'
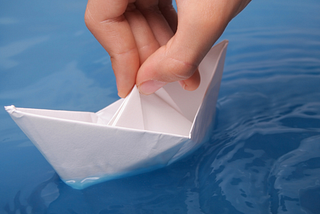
top-left (138, 80), bottom-right (166, 95)
top-left (178, 80), bottom-right (186, 90)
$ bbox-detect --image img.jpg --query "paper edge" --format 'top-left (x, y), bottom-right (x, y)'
top-left (189, 40), bottom-right (228, 138)
top-left (5, 105), bottom-right (190, 139)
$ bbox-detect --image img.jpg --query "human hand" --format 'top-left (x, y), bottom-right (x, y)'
top-left (85, 0), bottom-right (250, 98)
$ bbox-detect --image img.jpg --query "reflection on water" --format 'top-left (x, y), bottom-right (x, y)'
top-left (0, 62), bottom-right (117, 110)
top-left (0, 37), bottom-right (49, 69)
top-left (3, 174), bottom-right (60, 214)
top-left (197, 72), bottom-right (320, 213)
top-left (270, 135), bottom-right (320, 213)
top-left (1, 0), bottom-right (320, 213)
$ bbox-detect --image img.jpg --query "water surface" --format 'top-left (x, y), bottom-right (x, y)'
top-left (1, 0), bottom-right (320, 213)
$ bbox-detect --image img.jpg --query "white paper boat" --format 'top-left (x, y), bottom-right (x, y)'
top-left (5, 40), bottom-right (228, 189)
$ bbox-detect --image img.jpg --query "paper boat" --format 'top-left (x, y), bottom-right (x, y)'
top-left (5, 40), bottom-right (228, 189)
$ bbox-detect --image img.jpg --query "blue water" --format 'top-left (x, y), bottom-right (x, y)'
top-left (1, 0), bottom-right (320, 213)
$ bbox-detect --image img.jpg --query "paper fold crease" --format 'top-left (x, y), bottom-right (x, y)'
top-left (5, 40), bottom-right (228, 189)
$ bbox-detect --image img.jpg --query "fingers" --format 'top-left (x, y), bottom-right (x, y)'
top-left (124, 3), bottom-right (160, 63)
top-left (85, 0), bottom-right (250, 97)
top-left (159, 0), bottom-right (178, 33)
top-left (135, 0), bottom-right (174, 46)
top-left (85, 0), bottom-right (176, 97)
top-left (179, 68), bottom-right (200, 91)
top-left (85, 0), bottom-right (140, 98)
top-left (137, 0), bottom-right (250, 95)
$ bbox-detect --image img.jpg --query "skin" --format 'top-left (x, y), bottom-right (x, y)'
top-left (85, 0), bottom-right (251, 98)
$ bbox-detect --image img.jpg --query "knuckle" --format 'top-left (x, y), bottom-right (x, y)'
top-left (167, 57), bottom-right (198, 80)
top-left (84, 9), bottom-right (97, 30)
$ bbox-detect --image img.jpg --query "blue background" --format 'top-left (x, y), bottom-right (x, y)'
top-left (1, 0), bottom-right (320, 213)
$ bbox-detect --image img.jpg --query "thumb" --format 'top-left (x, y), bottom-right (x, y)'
top-left (136, 38), bottom-right (201, 95)
top-left (137, 0), bottom-right (250, 95)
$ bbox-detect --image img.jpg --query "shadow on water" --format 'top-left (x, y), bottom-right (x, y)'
top-left (3, 174), bottom-right (60, 214)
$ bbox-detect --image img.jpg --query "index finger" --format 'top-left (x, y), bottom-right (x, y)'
top-left (85, 0), bottom-right (139, 98)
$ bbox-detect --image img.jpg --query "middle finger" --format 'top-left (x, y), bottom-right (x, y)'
top-left (135, 0), bottom-right (174, 46)
top-left (124, 3), bottom-right (160, 64)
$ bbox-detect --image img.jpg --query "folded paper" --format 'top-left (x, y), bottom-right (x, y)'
top-left (5, 40), bottom-right (228, 189)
